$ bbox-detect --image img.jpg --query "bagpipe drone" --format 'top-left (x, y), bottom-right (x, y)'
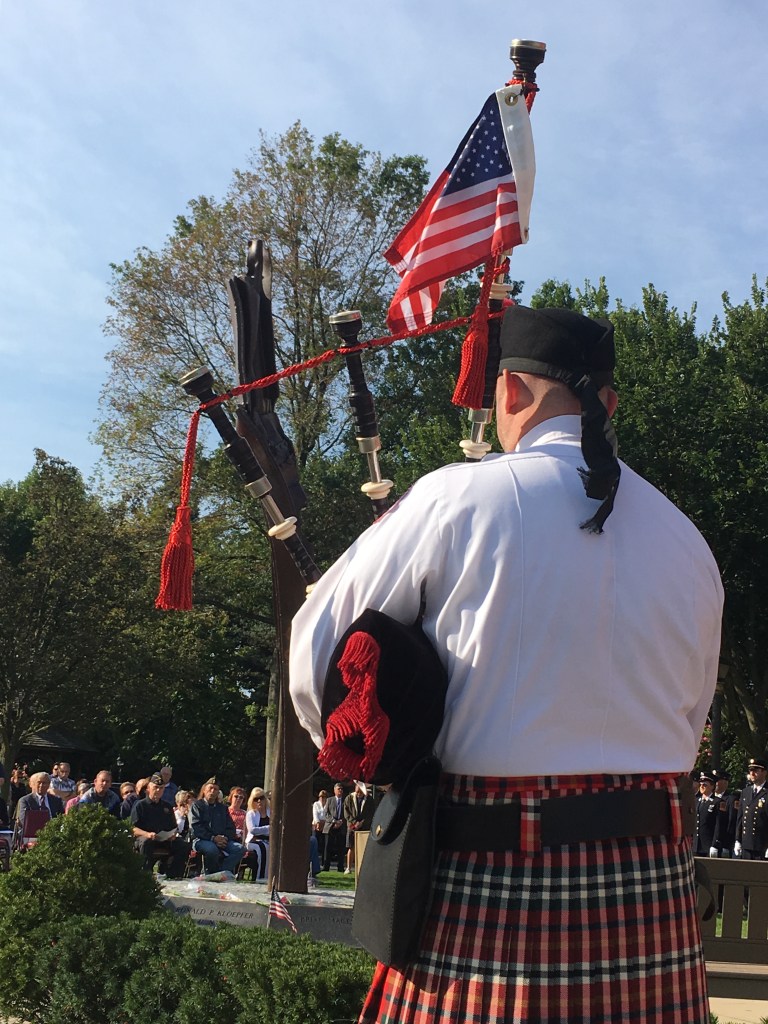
top-left (155, 39), bottom-right (546, 891)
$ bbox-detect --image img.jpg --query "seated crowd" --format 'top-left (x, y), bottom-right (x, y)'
top-left (6, 762), bottom-right (274, 881)
top-left (5, 762), bottom-right (383, 882)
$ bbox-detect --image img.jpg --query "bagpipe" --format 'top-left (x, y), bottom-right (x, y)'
top-left (156, 39), bottom-right (546, 892)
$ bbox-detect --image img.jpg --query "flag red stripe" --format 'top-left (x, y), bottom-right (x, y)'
top-left (392, 178), bottom-right (517, 266)
top-left (398, 215), bottom-right (522, 295)
top-left (384, 170), bottom-right (450, 270)
top-left (385, 88), bottom-right (534, 334)
top-left (401, 191), bottom-right (519, 262)
top-left (404, 203), bottom-right (520, 273)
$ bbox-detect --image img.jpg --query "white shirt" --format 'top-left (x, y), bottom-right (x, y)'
top-left (290, 416), bottom-right (723, 777)
top-left (245, 809), bottom-right (269, 842)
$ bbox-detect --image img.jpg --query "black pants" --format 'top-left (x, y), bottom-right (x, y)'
top-left (323, 823), bottom-right (346, 871)
top-left (135, 837), bottom-right (190, 878)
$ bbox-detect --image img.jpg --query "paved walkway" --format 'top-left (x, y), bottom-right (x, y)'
top-left (709, 996), bottom-right (768, 1023)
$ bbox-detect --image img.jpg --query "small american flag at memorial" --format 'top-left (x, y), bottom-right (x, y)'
top-left (385, 85), bottom-right (535, 333)
top-left (268, 883), bottom-right (298, 933)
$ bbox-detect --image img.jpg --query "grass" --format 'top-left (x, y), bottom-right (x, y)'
top-left (315, 869), bottom-right (357, 892)
top-left (714, 912), bottom-right (749, 939)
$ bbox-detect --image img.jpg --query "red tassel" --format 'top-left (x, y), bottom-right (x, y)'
top-left (155, 412), bottom-right (200, 611)
top-left (452, 258), bottom-right (496, 408)
top-left (338, 630), bottom-right (381, 680)
top-left (155, 504), bottom-right (194, 610)
top-left (318, 631), bottom-right (390, 781)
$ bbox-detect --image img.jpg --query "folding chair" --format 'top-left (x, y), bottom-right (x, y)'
top-left (13, 808), bottom-right (51, 853)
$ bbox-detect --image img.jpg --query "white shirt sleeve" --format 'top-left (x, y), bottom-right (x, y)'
top-left (289, 476), bottom-right (445, 748)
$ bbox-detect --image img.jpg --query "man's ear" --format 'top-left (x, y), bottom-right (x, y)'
top-left (497, 370), bottom-right (522, 414)
top-left (602, 387), bottom-right (618, 419)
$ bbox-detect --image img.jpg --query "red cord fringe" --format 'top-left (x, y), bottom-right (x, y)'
top-left (155, 411), bottom-right (200, 611)
top-left (451, 257), bottom-right (497, 408)
top-left (318, 631), bottom-right (390, 782)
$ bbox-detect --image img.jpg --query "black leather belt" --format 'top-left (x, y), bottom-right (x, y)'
top-left (436, 778), bottom-right (694, 851)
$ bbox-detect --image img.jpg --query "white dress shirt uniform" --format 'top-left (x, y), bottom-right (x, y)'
top-left (290, 415), bottom-right (723, 778)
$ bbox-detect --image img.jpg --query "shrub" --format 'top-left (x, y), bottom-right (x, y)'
top-left (34, 914), bottom-right (139, 1024)
top-left (217, 925), bottom-right (375, 1024)
top-left (21, 913), bottom-right (375, 1024)
top-left (0, 807), bottom-right (160, 1018)
top-left (118, 917), bottom-right (374, 1024)
top-left (0, 806), bottom-right (160, 931)
top-left (119, 914), bottom-right (234, 1023)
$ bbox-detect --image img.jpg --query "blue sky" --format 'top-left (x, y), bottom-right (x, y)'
top-left (1, 1), bottom-right (766, 484)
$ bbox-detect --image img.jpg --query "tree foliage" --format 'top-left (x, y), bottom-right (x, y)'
top-left (529, 275), bottom-right (768, 755)
top-left (99, 122), bottom-right (428, 493)
top-left (0, 452), bottom-right (143, 771)
top-left (0, 450), bottom-right (270, 787)
top-left (93, 114), bottom-right (767, 772)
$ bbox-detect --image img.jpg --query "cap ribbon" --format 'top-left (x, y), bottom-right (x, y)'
top-left (570, 374), bottom-right (621, 534)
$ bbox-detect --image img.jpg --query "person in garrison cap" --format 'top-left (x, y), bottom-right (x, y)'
top-left (290, 306), bottom-right (723, 1024)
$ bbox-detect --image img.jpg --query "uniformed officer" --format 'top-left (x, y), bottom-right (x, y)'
top-left (735, 757), bottom-right (768, 859)
top-left (711, 768), bottom-right (738, 857)
top-left (693, 771), bottom-right (718, 855)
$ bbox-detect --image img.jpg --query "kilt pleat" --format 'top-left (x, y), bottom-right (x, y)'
top-left (358, 773), bottom-right (708, 1024)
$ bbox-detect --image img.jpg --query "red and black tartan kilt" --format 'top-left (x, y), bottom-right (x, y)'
top-left (358, 772), bottom-right (708, 1024)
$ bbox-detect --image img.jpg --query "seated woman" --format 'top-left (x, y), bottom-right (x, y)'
top-left (243, 787), bottom-right (270, 880)
top-left (118, 781), bottom-right (139, 820)
top-left (226, 786), bottom-right (247, 841)
top-left (65, 780), bottom-right (91, 813)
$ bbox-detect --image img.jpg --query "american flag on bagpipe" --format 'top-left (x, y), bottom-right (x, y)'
top-left (385, 85), bottom-right (535, 335)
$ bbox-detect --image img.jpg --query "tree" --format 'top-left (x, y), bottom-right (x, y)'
top-left (0, 452), bottom-right (145, 772)
top-left (97, 124), bottom-right (429, 799)
top-left (706, 277), bottom-right (768, 752)
top-left (98, 122), bottom-right (429, 494)
top-left (528, 276), bottom-right (768, 756)
top-left (86, 454), bottom-right (276, 786)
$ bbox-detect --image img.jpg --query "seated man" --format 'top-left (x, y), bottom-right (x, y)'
top-left (78, 770), bottom-right (121, 815)
top-left (130, 773), bottom-right (190, 878)
top-left (189, 778), bottom-right (244, 876)
top-left (14, 771), bottom-right (64, 848)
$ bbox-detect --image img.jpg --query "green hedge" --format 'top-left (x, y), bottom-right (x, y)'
top-left (0, 808), bottom-right (374, 1023)
top-left (25, 914), bottom-right (373, 1024)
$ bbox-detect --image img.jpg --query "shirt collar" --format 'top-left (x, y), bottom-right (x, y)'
top-left (514, 415), bottom-right (582, 453)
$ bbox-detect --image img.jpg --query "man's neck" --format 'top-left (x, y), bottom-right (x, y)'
top-left (513, 415), bottom-right (581, 453)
